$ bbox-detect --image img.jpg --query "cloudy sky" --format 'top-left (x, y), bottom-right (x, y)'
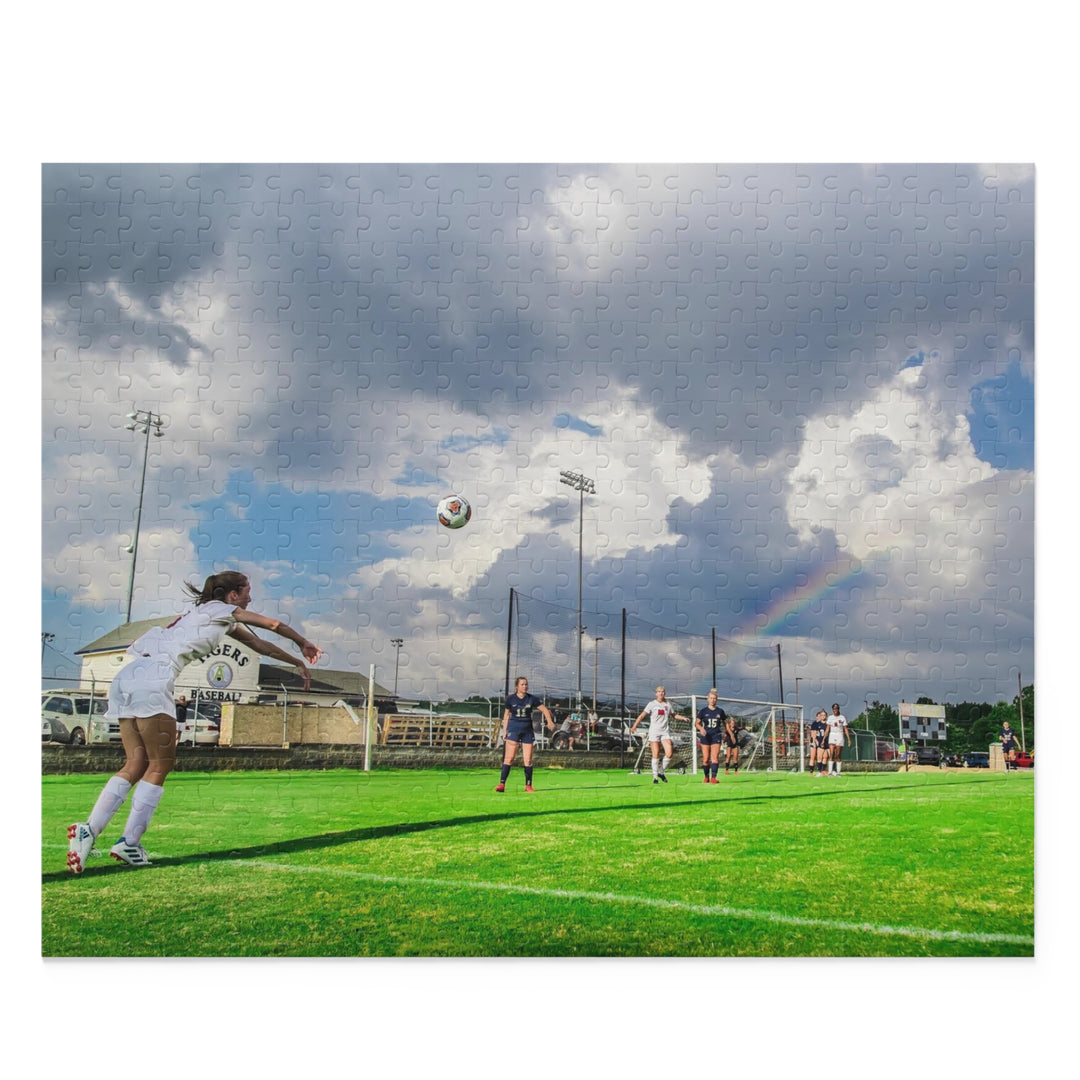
top-left (41, 163), bottom-right (1034, 711)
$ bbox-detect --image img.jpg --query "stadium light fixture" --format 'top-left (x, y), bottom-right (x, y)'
top-left (559, 470), bottom-right (596, 712)
top-left (390, 638), bottom-right (404, 697)
top-left (122, 408), bottom-right (167, 624)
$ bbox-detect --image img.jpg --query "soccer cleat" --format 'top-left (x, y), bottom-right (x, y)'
top-left (653, 778), bottom-right (659, 784)
top-left (109, 839), bottom-right (152, 867)
top-left (703, 775), bottom-right (710, 784)
top-left (659, 772), bottom-right (668, 783)
top-left (494, 783), bottom-right (506, 792)
top-left (524, 784), bottom-right (534, 793)
top-left (710, 777), bottom-right (719, 784)
top-left (724, 768), bottom-right (730, 774)
top-left (67, 822), bottom-right (95, 875)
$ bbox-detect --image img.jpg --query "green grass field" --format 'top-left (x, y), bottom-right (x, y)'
top-left (41, 767), bottom-right (1034, 957)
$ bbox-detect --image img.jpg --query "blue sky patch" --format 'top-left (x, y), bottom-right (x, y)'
top-left (189, 472), bottom-right (431, 578)
top-left (554, 413), bottom-right (603, 437)
top-left (967, 360), bottom-right (1034, 470)
top-left (439, 430), bottom-right (510, 453)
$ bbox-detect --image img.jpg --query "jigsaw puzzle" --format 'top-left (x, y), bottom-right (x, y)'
top-left (41, 164), bottom-right (1035, 959)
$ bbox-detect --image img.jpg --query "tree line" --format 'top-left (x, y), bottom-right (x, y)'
top-left (854, 685), bottom-right (1034, 753)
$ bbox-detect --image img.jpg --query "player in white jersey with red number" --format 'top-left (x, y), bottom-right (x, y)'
top-left (630, 686), bottom-right (689, 784)
top-left (825, 703), bottom-right (850, 775)
top-left (67, 571), bottom-right (323, 873)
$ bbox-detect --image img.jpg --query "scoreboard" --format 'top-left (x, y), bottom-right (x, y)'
top-left (899, 702), bottom-right (947, 742)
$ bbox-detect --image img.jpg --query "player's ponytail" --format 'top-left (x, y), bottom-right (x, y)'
top-left (182, 571), bottom-right (249, 606)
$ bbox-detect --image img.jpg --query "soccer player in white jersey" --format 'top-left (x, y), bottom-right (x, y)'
top-left (630, 686), bottom-right (689, 783)
top-left (67, 571), bottom-right (323, 873)
top-left (825, 703), bottom-right (850, 775)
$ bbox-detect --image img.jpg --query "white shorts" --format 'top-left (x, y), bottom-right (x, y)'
top-left (648, 722), bottom-right (672, 743)
top-left (104, 657), bottom-right (179, 721)
top-left (828, 735), bottom-right (845, 747)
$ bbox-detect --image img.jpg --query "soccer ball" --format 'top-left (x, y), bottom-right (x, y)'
top-left (437, 494), bottom-right (472, 529)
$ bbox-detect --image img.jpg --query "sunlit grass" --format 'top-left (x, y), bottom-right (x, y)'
top-left (42, 767), bottom-right (1033, 957)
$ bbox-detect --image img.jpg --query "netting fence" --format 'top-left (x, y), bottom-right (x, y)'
top-left (503, 589), bottom-right (794, 719)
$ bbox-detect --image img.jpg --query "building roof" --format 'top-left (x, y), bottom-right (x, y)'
top-left (76, 617), bottom-right (175, 655)
top-left (256, 663), bottom-right (394, 699)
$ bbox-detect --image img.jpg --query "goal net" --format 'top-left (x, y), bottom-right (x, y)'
top-left (631, 695), bottom-right (806, 775)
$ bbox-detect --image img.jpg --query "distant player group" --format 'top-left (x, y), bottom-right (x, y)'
top-left (495, 679), bottom-right (850, 792)
top-left (808, 704), bottom-right (851, 776)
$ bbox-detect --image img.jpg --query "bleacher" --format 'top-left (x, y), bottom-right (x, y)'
top-left (379, 713), bottom-right (497, 749)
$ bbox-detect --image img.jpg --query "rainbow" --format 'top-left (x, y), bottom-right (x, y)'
top-left (736, 556), bottom-right (873, 641)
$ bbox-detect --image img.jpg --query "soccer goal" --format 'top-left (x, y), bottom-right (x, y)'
top-left (632, 695), bottom-right (805, 775)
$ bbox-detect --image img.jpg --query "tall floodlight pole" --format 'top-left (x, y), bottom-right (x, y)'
top-left (391, 638), bottom-right (404, 697)
top-left (559, 470), bottom-right (596, 712)
top-left (123, 409), bottom-right (166, 624)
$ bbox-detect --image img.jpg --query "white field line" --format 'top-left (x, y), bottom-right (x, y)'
top-left (240, 859), bottom-right (1034, 947)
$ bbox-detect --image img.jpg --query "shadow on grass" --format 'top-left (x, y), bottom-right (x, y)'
top-left (42, 775), bottom-right (1003, 884)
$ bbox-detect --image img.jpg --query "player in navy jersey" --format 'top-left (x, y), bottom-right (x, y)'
top-left (695, 688), bottom-right (727, 783)
top-left (1000, 720), bottom-right (1019, 771)
top-left (496, 676), bottom-right (554, 792)
top-left (722, 713), bottom-right (741, 774)
top-left (808, 709), bottom-right (829, 776)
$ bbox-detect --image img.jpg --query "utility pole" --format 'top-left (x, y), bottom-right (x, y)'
top-left (1017, 671), bottom-right (1026, 751)
top-left (776, 643), bottom-right (785, 710)
top-left (592, 635), bottom-right (604, 712)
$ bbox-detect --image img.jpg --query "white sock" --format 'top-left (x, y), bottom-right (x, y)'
top-left (835, 761), bottom-right (842, 773)
top-left (663, 755), bottom-right (672, 774)
top-left (120, 781), bottom-right (164, 845)
top-left (652, 758), bottom-right (659, 778)
top-left (88, 776), bottom-right (131, 837)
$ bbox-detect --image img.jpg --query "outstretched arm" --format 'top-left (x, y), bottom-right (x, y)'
top-left (232, 608), bottom-right (323, 664)
top-left (228, 624), bottom-right (313, 689)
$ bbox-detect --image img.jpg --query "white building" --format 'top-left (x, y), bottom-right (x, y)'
top-left (75, 618), bottom-right (398, 706)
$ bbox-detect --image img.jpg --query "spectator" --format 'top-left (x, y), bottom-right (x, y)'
top-left (174, 695), bottom-right (189, 745)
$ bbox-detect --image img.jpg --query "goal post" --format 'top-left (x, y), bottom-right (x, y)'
top-left (632, 695), bottom-right (805, 775)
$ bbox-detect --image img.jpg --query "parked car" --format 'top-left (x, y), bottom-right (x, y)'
top-left (552, 717), bottom-right (642, 751)
top-left (915, 746), bottom-right (941, 766)
top-left (41, 690), bottom-right (109, 745)
top-left (1013, 751), bottom-right (1034, 768)
top-left (176, 700), bottom-right (222, 745)
top-left (963, 751), bottom-right (990, 768)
